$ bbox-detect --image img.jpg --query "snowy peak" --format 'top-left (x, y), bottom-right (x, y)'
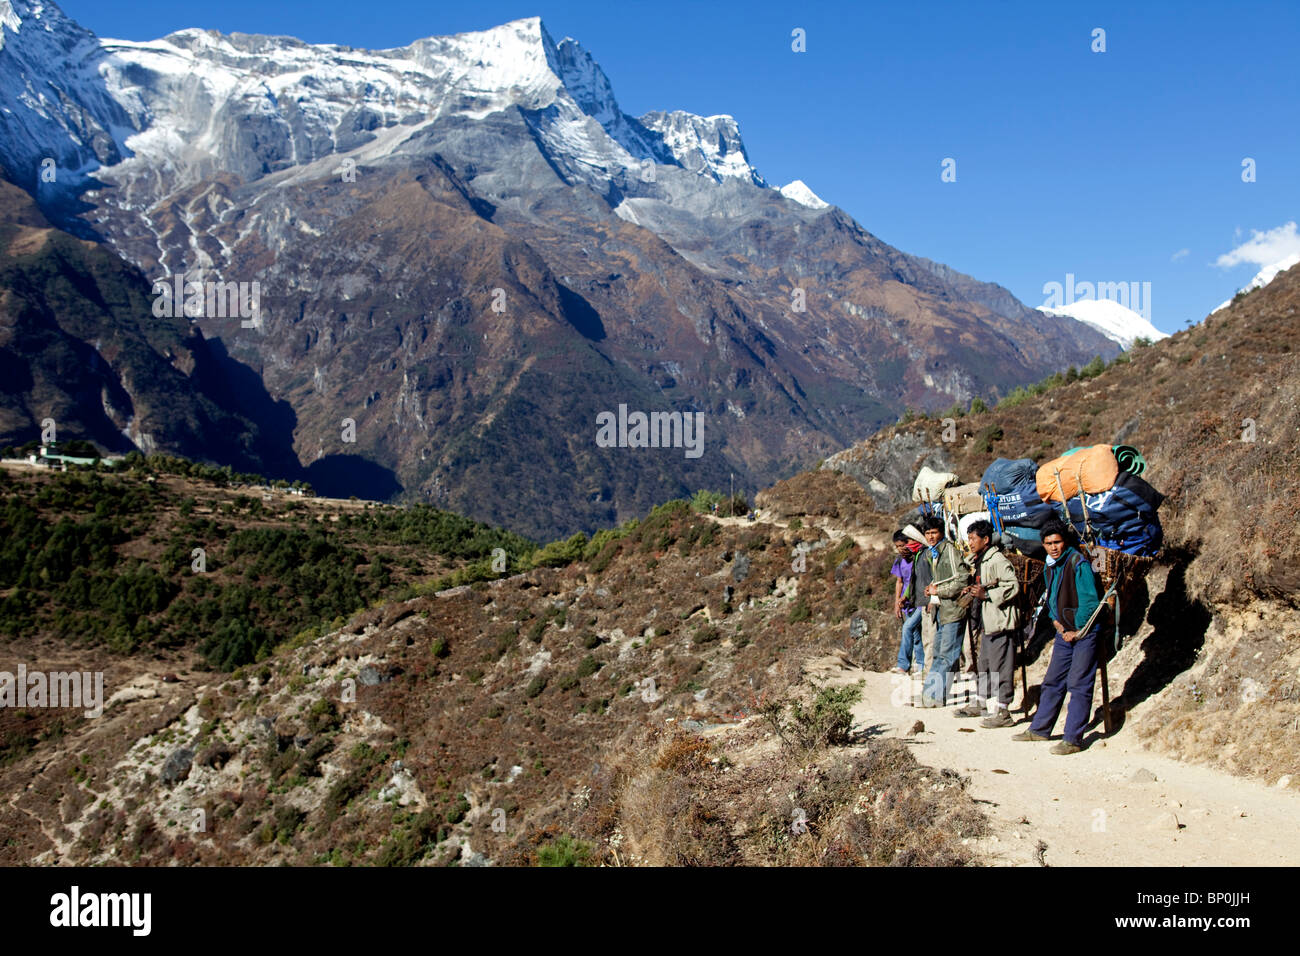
top-left (1041, 299), bottom-right (1167, 350)
top-left (405, 16), bottom-right (566, 110)
top-left (552, 35), bottom-right (620, 126)
top-left (0, 2), bottom-right (770, 194)
top-left (639, 110), bottom-right (764, 185)
top-left (1248, 253), bottom-right (1300, 289)
top-left (779, 179), bottom-right (829, 209)
top-left (1, 0), bottom-right (79, 37)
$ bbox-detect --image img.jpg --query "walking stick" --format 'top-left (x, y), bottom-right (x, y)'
top-left (1098, 627), bottom-right (1113, 734)
top-left (1052, 469), bottom-right (1070, 521)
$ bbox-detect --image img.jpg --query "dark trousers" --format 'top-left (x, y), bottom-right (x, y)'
top-left (976, 629), bottom-right (1015, 709)
top-left (1029, 626), bottom-right (1099, 745)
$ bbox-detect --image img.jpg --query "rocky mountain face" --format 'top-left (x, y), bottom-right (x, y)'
top-left (0, 0), bottom-right (1117, 540)
top-left (0, 175), bottom-right (290, 471)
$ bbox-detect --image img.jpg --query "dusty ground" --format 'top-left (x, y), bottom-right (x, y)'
top-left (802, 655), bottom-right (1300, 866)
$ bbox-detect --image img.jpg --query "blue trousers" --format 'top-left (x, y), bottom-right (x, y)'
top-left (896, 607), bottom-right (925, 671)
top-left (1029, 627), bottom-right (1099, 745)
top-left (921, 620), bottom-right (963, 706)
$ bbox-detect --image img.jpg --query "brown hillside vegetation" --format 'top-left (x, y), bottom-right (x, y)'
top-left (5, 492), bottom-right (994, 866)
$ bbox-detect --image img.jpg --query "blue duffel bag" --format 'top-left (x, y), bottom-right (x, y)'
top-left (991, 480), bottom-right (1056, 529)
top-left (980, 458), bottom-right (1039, 495)
top-left (1097, 520), bottom-right (1163, 556)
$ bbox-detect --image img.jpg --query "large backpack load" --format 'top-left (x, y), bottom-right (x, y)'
top-left (1033, 449), bottom-right (1163, 557)
top-left (972, 446), bottom-right (1163, 559)
top-left (979, 458), bottom-right (1056, 529)
top-left (943, 482), bottom-right (985, 517)
top-left (912, 465), bottom-right (959, 503)
top-left (1036, 444), bottom-right (1120, 502)
top-left (979, 457), bottom-right (1038, 492)
top-left (911, 443), bottom-right (1163, 561)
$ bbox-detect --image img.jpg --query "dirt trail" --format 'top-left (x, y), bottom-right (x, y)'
top-left (804, 655), bottom-right (1300, 866)
top-left (703, 512), bottom-right (890, 554)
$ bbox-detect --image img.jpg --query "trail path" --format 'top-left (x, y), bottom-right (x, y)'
top-left (703, 512), bottom-right (890, 554)
top-left (805, 655), bottom-right (1300, 867)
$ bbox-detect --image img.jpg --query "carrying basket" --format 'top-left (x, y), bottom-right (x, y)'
top-left (1086, 545), bottom-right (1158, 610)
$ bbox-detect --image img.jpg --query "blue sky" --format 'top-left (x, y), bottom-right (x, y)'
top-left (60, 0), bottom-right (1300, 334)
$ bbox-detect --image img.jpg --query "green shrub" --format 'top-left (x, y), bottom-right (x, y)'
top-left (976, 425), bottom-right (1004, 454)
top-left (445, 795), bottom-right (471, 825)
top-left (788, 598), bottom-right (811, 623)
top-left (1080, 355), bottom-right (1106, 379)
top-left (531, 532), bottom-right (588, 569)
top-left (760, 682), bottom-right (864, 751)
top-left (537, 834), bottom-right (594, 867)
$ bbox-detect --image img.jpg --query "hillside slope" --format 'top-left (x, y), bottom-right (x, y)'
top-left (2, 270), bottom-right (1293, 867)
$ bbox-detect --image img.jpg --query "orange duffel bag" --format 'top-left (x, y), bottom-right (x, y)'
top-left (1036, 444), bottom-right (1119, 502)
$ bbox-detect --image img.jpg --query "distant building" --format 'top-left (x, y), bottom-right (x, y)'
top-left (36, 445), bottom-right (114, 468)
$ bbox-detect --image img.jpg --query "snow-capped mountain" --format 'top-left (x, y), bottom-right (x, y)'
top-left (0, 0), bottom-right (1119, 539)
top-left (0, 1), bottom-right (764, 208)
top-left (1041, 299), bottom-right (1167, 349)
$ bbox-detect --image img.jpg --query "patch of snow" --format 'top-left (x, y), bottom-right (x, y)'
top-left (1041, 299), bottom-right (1167, 349)
top-left (779, 179), bottom-right (829, 209)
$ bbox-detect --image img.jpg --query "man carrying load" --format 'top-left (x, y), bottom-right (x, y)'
top-left (1013, 519), bottom-right (1104, 754)
top-left (954, 519), bottom-right (1020, 727)
top-left (918, 516), bottom-right (970, 707)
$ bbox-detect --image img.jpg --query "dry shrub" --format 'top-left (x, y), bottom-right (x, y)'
top-left (653, 732), bottom-right (714, 773)
top-left (618, 731), bottom-right (739, 866)
top-left (617, 725), bottom-right (988, 867)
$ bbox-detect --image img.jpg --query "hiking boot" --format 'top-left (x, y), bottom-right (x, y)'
top-left (981, 710), bottom-right (1014, 729)
top-left (1051, 741), bottom-right (1082, 756)
top-left (1012, 729), bottom-right (1050, 742)
top-left (954, 703), bottom-right (985, 718)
